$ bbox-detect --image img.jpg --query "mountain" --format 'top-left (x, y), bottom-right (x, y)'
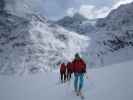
top-left (0, 10), bottom-right (89, 75)
top-left (1, 0), bottom-right (133, 74)
top-left (0, 11), bottom-right (30, 75)
top-left (56, 13), bottom-right (97, 35)
top-left (96, 2), bottom-right (133, 30)
top-left (56, 2), bottom-right (133, 67)
top-left (87, 2), bottom-right (133, 67)
top-left (57, 13), bottom-right (88, 26)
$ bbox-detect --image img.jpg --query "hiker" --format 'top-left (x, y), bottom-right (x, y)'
top-left (66, 61), bottom-right (73, 81)
top-left (60, 63), bottom-right (67, 83)
top-left (72, 53), bottom-right (86, 96)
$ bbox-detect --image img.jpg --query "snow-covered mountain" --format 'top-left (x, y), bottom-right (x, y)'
top-left (0, 10), bottom-right (89, 75)
top-left (56, 2), bottom-right (133, 68)
top-left (96, 2), bottom-right (133, 30)
top-left (0, 12), bottom-right (30, 75)
top-left (1, 0), bottom-right (133, 75)
top-left (56, 13), bottom-right (97, 35)
top-left (87, 2), bottom-right (133, 67)
top-left (28, 15), bottom-right (89, 72)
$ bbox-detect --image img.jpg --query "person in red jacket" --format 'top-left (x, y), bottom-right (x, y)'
top-left (60, 63), bottom-right (67, 83)
top-left (66, 62), bottom-right (73, 80)
top-left (72, 53), bottom-right (86, 96)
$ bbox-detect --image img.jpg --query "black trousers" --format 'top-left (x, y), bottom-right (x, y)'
top-left (60, 72), bottom-right (66, 82)
top-left (67, 71), bottom-right (72, 80)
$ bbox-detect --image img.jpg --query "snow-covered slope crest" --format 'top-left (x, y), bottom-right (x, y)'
top-left (0, 13), bottom-right (89, 75)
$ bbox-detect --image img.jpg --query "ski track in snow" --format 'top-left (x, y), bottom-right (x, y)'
top-left (0, 60), bottom-right (133, 100)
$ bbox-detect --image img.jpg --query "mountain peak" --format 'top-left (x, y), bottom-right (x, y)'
top-left (57, 13), bottom-right (88, 25)
top-left (96, 2), bottom-right (133, 29)
top-left (72, 13), bottom-right (88, 21)
top-left (56, 12), bottom-right (96, 35)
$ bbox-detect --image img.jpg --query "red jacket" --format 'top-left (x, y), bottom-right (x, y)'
top-left (60, 63), bottom-right (66, 73)
top-left (72, 58), bottom-right (86, 73)
top-left (67, 62), bottom-right (73, 73)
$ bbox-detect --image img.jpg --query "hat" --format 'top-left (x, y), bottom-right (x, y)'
top-left (75, 53), bottom-right (80, 59)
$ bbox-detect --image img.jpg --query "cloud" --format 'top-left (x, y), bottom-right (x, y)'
top-left (66, 8), bottom-right (77, 17)
top-left (113, 0), bottom-right (133, 9)
top-left (78, 5), bottom-right (110, 19)
top-left (4, 0), bottom-right (114, 20)
top-left (4, 0), bottom-right (133, 20)
top-left (72, 0), bottom-right (133, 19)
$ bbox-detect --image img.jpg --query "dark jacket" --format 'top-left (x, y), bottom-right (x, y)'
top-left (67, 62), bottom-right (73, 73)
top-left (60, 63), bottom-right (66, 73)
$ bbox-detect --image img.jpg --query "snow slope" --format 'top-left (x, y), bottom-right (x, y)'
top-left (0, 60), bottom-right (133, 100)
top-left (0, 12), bottom-right (89, 75)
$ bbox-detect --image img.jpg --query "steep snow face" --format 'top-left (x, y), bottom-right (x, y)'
top-left (0, 12), bottom-right (89, 75)
top-left (28, 16), bottom-right (89, 71)
top-left (0, 12), bottom-right (30, 75)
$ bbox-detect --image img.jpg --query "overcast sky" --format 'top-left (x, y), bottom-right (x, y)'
top-left (5, 0), bottom-right (133, 20)
top-left (43, 0), bottom-right (113, 19)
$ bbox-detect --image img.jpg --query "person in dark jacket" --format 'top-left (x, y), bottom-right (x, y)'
top-left (72, 53), bottom-right (86, 96)
top-left (66, 62), bottom-right (73, 80)
top-left (60, 63), bottom-right (67, 83)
